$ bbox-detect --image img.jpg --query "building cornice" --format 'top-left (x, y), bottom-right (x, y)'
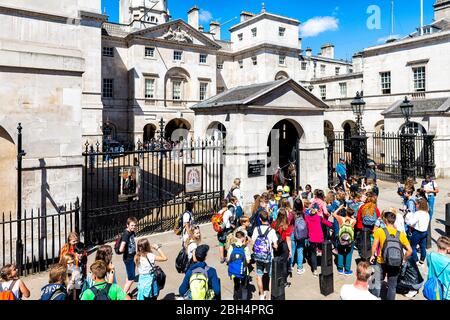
top-left (311, 72), bottom-right (363, 84)
top-left (229, 12), bottom-right (300, 32)
top-left (217, 43), bottom-right (301, 58)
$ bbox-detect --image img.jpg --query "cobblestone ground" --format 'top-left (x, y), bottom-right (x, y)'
top-left (21, 179), bottom-right (450, 300)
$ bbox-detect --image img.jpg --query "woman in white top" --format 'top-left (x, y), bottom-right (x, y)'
top-left (405, 197), bottom-right (431, 265)
top-left (184, 226), bottom-right (202, 263)
top-left (134, 238), bottom-right (167, 300)
top-left (0, 264), bottom-right (30, 300)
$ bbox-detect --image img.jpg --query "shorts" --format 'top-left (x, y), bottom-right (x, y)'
top-left (255, 261), bottom-right (272, 278)
top-left (124, 259), bottom-right (136, 281)
top-left (217, 229), bottom-right (231, 246)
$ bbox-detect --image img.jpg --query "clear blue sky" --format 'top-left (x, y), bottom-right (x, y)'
top-left (101, 0), bottom-right (436, 60)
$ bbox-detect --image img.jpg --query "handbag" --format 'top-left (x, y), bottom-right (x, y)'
top-left (146, 256), bottom-right (166, 291)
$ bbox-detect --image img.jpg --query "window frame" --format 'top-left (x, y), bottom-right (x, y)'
top-left (172, 80), bottom-right (182, 100)
top-left (279, 55), bottom-right (286, 66)
top-left (238, 33), bottom-right (243, 41)
top-left (252, 56), bottom-right (258, 66)
top-left (335, 67), bottom-right (340, 76)
top-left (145, 47), bottom-right (155, 58)
top-left (319, 85), bottom-right (326, 100)
top-left (301, 62), bottom-right (307, 70)
top-left (238, 60), bottom-right (243, 69)
top-left (144, 78), bottom-right (156, 99)
top-left (173, 50), bottom-right (183, 61)
top-left (380, 71), bottom-right (391, 95)
top-left (339, 82), bottom-right (347, 98)
top-left (102, 47), bottom-right (114, 57)
top-left (102, 78), bottom-right (114, 98)
top-left (199, 82), bottom-right (208, 101)
top-left (251, 28), bottom-right (257, 37)
top-left (279, 27), bottom-right (286, 37)
top-left (199, 53), bottom-right (208, 64)
top-left (412, 66), bottom-right (426, 92)
top-left (320, 64), bottom-right (326, 76)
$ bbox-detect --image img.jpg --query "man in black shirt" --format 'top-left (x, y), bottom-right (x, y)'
top-left (119, 217), bottom-right (137, 294)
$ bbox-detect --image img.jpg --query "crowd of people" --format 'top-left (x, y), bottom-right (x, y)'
top-left (1, 174), bottom-right (449, 301)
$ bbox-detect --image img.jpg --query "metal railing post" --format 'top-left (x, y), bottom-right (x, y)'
top-left (16, 123), bottom-right (26, 275)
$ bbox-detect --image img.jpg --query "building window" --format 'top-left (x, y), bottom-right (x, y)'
top-left (301, 62), bottom-right (307, 70)
top-left (279, 27), bottom-right (286, 37)
top-left (217, 63), bottom-right (223, 70)
top-left (349, 68), bottom-right (354, 74)
top-left (320, 65), bottom-right (326, 76)
top-left (380, 72), bottom-right (391, 94)
top-left (413, 66), bottom-right (426, 92)
top-left (319, 85), bottom-right (326, 100)
top-left (238, 33), bottom-right (243, 41)
top-left (335, 67), bottom-right (340, 75)
top-left (199, 82), bottom-right (208, 101)
top-left (172, 81), bottom-right (182, 100)
top-left (217, 87), bottom-right (225, 94)
top-left (252, 28), bottom-right (257, 37)
top-left (199, 54), bottom-right (207, 64)
top-left (279, 55), bottom-right (286, 65)
top-left (145, 47), bottom-right (155, 58)
top-left (145, 79), bottom-right (155, 99)
top-left (238, 60), bottom-right (243, 69)
top-left (339, 82), bottom-right (347, 98)
top-left (173, 51), bottom-right (183, 61)
top-left (102, 79), bottom-right (113, 98)
top-left (103, 47), bottom-right (114, 57)
top-left (252, 56), bottom-right (257, 65)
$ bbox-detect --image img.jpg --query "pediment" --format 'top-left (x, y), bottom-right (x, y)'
top-left (129, 20), bottom-right (221, 49)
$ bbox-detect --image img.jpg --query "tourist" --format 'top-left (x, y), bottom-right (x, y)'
top-left (182, 199), bottom-right (195, 244)
top-left (370, 211), bottom-right (412, 300)
top-left (422, 175), bottom-right (439, 219)
top-left (59, 232), bottom-right (82, 266)
top-left (179, 244), bottom-right (221, 300)
top-left (268, 191), bottom-right (279, 223)
top-left (332, 206), bottom-right (356, 275)
top-left (231, 178), bottom-right (244, 222)
top-left (60, 252), bottom-right (83, 300)
top-left (82, 245), bottom-right (116, 294)
top-left (218, 197), bottom-right (237, 264)
top-left (227, 231), bottom-right (251, 300)
top-left (310, 189), bottom-right (329, 217)
top-left (292, 199), bottom-right (308, 275)
top-left (356, 191), bottom-right (380, 245)
top-left (80, 261), bottom-right (130, 300)
top-left (0, 264), bottom-right (30, 300)
top-left (40, 264), bottom-right (69, 300)
top-left (426, 236), bottom-right (450, 300)
top-left (252, 210), bottom-right (278, 300)
top-left (185, 226), bottom-right (202, 265)
top-left (248, 195), bottom-right (266, 237)
top-left (135, 238), bottom-right (167, 300)
top-left (305, 203), bottom-right (332, 277)
top-left (302, 184), bottom-right (313, 201)
top-left (340, 261), bottom-right (379, 300)
top-left (271, 208), bottom-right (293, 283)
top-left (404, 189), bottom-right (417, 213)
top-left (405, 197), bottom-right (431, 265)
top-left (119, 217), bottom-right (138, 295)
top-left (365, 161), bottom-right (377, 183)
top-left (336, 156), bottom-right (347, 190)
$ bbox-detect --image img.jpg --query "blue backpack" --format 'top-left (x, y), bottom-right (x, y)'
top-left (228, 244), bottom-right (246, 279)
top-left (253, 226), bottom-right (272, 263)
top-left (362, 209), bottom-right (377, 228)
top-left (423, 254), bottom-right (450, 300)
top-left (294, 217), bottom-right (308, 241)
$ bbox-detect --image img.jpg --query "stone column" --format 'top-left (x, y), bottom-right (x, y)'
top-left (298, 141), bottom-right (328, 191)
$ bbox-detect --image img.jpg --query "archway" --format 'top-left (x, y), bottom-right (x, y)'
top-left (207, 121), bottom-right (227, 141)
top-left (374, 120), bottom-right (385, 135)
top-left (399, 122), bottom-right (427, 135)
top-left (143, 124), bottom-right (156, 143)
top-left (267, 119), bottom-right (304, 191)
top-left (165, 118), bottom-right (191, 142)
top-left (0, 126), bottom-right (16, 214)
top-left (324, 120), bottom-right (335, 142)
top-left (342, 120), bottom-right (356, 152)
top-left (275, 71), bottom-right (289, 80)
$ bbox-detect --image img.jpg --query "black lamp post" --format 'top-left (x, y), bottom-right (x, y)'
top-left (350, 91), bottom-right (368, 179)
top-left (399, 96), bottom-right (416, 182)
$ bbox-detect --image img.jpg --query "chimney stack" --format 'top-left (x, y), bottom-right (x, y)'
top-left (321, 43), bottom-right (335, 59)
top-left (305, 47), bottom-right (312, 57)
top-left (210, 21), bottom-right (221, 40)
top-left (240, 11), bottom-right (255, 22)
top-left (434, 0), bottom-right (450, 21)
top-left (188, 6), bottom-right (199, 30)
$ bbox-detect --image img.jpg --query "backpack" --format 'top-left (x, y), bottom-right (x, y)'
top-left (189, 266), bottom-right (214, 300)
top-left (175, 248), bottom-right (189, 274)
top-left (0, 280), bottom-right (17, 300)
top-left (224, 231), bottom-right (236, 252)
top-left (211, 208), bottom-right (227, 233)
top-left (294, 217), bottom-right (308, 241)
top-left (362, 208), bottom-right (377, 228)
top-left (174, 211), bottom-right (192, 236)
top-left (90, 283), bottom-right (112, 301)
top-left (423, 254), bottom-right (450, 300)
top-left (225, 187), bottom-right (236, 202)
top-left (252, 226), bottom-right (272, 264)
top-left (381, 228), bottom-right (404, 267)
top-left (228, 244), bottom-right (246, 279)
top-left (114, 232), bottom-right (123, 255)
top-left (338, 219), bottom-right (355, 246)
top-left (49, 288), bottom-right (67, 301)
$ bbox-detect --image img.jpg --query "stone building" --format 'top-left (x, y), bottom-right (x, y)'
top-left (0, 0), bottom-right (105, 213)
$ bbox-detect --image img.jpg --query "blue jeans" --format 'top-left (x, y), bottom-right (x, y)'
top-left (290, 235), bottom-right (296, 267)
top-left (293, 239), bottom-right (307, 269)
top-left (428, 195), bottom-right (435, 219)
top-left (124, 258), bottom-right (136, 281)
top-left (337, 243), bottom-right (354, 272)
top-left (410, 229), bottom-right (428, 263)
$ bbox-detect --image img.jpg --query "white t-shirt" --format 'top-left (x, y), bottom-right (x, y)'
top-left (394, 214), bottom-right (405, 233)
top-left (423, 181), bottom-right (438, 197)
top-left (405, 210), bottom-right (430, 232)
top-left (222, 207), bottom-right (235, 229)
top-left (0, 279), bottom-right (22, 300)
top-left (340, 284), bottom-right (380, 300)
top-left (232, 188), bottom-right (243, 207)
top-left (182, 211), bottom-right (194, 243)
top-left (138, 252), bottom-right (156, 275)
top-left (251, 224), bottom-right (278, 257)
top-left (187, 241), bottom-right (198, 261)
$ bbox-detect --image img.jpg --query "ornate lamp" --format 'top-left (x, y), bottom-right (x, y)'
top-left (350, 91), bottom-right (366, 135)
top-left (400, 96), bottom-right (414, 125)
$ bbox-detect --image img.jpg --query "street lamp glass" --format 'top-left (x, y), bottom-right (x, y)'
top-left (351, 92), bottom-right (366, 116)
top-left (400, 96), bottom-right (413, 119)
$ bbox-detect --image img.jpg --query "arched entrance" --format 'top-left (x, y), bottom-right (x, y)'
top-left (0, 126), bottom-right (16, 214)
top-left (267, 119), bottom-right (303, 191)
top-left (324, 120), bottom-right (335, 142)
top-left (143, 124), bottom-right (156, 143)
top-left (275, 71), bottom-right (289, 80)
top-left (207, 121), bottom-right (227, 141)
top-left (165, 118), bottom-right (191, 142)
top-left (399, 122), bottom-right (427, 135)
top-left (342, 120), bottom-right (356, 152)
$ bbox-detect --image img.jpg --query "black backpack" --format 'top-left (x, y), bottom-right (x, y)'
top-left (175, 248), bottom-right (189, 274)
top-left (90, 283), bottom-right (112, 301)
top-left (114, 232), bottom-right (123, 255)
top-left (381, 228), bottom-right (404, 267)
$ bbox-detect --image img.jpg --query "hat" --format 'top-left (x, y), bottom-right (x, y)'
top-left (277, 186), bottom-right (283, 192)
top-left (339, 156), bottom-right (345, 161)
top-left (283, 186), bottom-right (290, 193)
top-left (195, 244), bottom-right (209, 261)
top-left (368, 160), bottom-right (375, 166)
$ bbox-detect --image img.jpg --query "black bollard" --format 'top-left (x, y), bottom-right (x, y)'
top-left (320, 240), bottom-right (334, 296)
top-left (427, 219), bottom-right (432, 249)
top-left (271, 256), bottom-right (286, 300)
top-left (361, 229), bottom-right (372, 261)
top-left (446, 203), bottom-right (450, 237)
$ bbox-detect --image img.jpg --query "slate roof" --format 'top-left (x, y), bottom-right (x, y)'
top-left (191, 78), bottom-right (328, 109)
top-left (382, 97), bottom-right (450, 116)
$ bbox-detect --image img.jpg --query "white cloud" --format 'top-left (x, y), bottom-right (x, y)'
top-left (299, 16), bottom-right (339, 38)
top-left (199, 10), bottom-right (213, 24)
top-left (377, 34), bottom-right (400, 43)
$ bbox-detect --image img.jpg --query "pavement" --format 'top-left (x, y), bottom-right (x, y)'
top-left (21, 179), bottom-right (450, 300)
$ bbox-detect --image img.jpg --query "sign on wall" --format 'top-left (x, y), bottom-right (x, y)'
top-left (248, 160), bottom-right (266, 177)
top-left (184, 164), bottom-right (203, 194)
top-left (118, 166), bottom-right (141, 202)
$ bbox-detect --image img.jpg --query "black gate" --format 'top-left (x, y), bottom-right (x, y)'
top-left (82, 130), bottom-right (224, 246)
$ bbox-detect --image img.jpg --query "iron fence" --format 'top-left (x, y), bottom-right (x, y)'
top-left (0, 199), bottom-right (80, 276)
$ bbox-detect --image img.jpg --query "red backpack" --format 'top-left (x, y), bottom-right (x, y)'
top-left (211, 208), bottom-right (227, 233)
top-left (0, 280), bottom-right (17, 300)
